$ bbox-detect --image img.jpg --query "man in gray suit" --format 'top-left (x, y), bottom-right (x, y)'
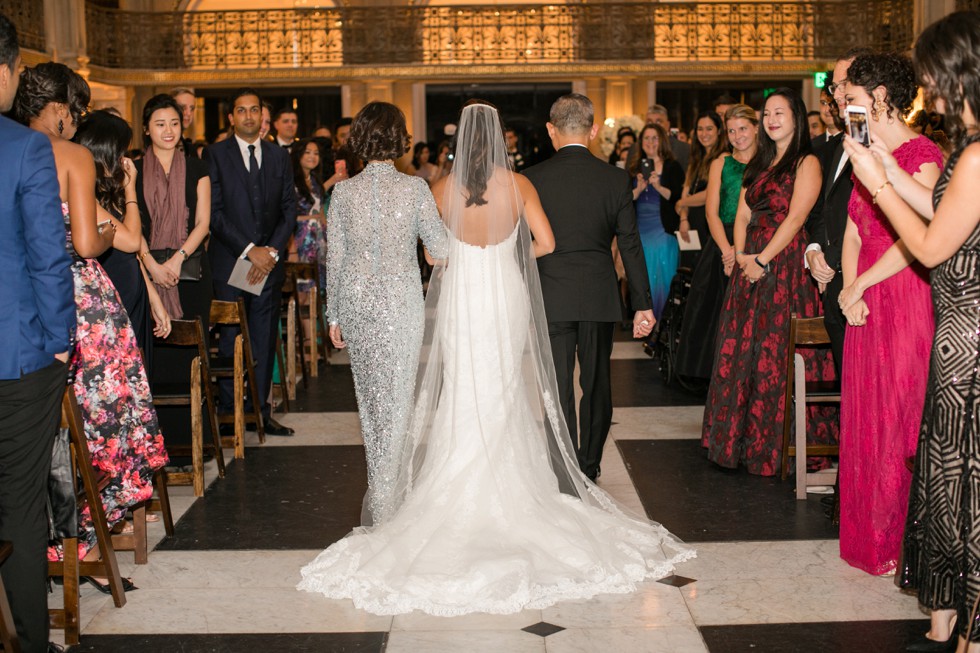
top-left (524, 93), bottom-right (654, 482)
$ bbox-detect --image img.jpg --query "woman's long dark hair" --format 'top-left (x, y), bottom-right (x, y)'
top-left (626, 123), bottom-right (673, 178)
top-left (743, 88), bottom-right (812, 188)
top-left (914, 10), bottom-right (980, 148)
top-left (687, 111), bottom-right (728, 188)
top-left (290, 138), bottom-right (321, 207)
top-left (411, 141), bottom-right (430, 169)
top-left (459, 98), bottom-right (505, 207)
top-left (73, 110), bottom-right (132, 215)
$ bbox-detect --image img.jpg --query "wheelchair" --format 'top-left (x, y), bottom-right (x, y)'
top-left (647, 266), bottom-right (705, 392)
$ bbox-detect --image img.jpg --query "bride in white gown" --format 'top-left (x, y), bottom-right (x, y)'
top-left (298, 102), bottom-right (694, 616)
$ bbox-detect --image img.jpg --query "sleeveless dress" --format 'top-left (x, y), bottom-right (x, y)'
top-left (49, 202), bottom-right (168, 561)
top-left (838, 137), bottom-right (942, 575)
top-left (635, 181), bottom-right (679, 320)
top-left (299, 224), bottom-right (694, 616)
top-left (899, 135), bottom-right (980, 642)
top-left (701, 167), bottom-right (838, 476)
top-left (676, 156), bottom-right (745, 379)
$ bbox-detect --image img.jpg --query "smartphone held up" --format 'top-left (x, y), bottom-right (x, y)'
top-left (846, 105), bottom-right (871, 147)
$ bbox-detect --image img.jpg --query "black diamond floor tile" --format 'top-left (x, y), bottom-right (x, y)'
top-left (656, 574), bottom-right (697, 588)
top-left (700, 619), bottom-right (930, 653)
top-left (617, 439), bottom-right (839, 542)
top-left (521, 621), bottom-right (567, 638)
top-left (155, 445), bottom-right (365, 551)
top-left (70, 632), bottom-right (387, 653)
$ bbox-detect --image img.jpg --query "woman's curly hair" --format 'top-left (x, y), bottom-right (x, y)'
top-left (847, 51), bottom-right (917, 120)
top-left (13, 62), bottom-right (90, 127)
top-left (347, 102), bottom-right (411, 162)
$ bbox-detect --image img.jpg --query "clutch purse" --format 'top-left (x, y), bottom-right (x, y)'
top-left (150, 248), bottom-right (203, 282)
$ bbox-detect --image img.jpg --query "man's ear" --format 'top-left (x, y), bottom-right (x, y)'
top-left (589, 123), bottom-right (599, 141)
top-left (546, 122), bottom-right (556, 140)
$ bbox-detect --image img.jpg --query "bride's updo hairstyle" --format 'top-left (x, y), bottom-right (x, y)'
top-left (347, 101), bottom-right (411, 163)
top-left (13, 61), bottom-right (90, 127)
top-left (914, 10), bottom-right (980, 147)
top-left (458, 98), bottom-right (506, 207)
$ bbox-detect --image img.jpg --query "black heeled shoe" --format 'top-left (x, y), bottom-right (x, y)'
top-left (906, 634), bottom-right (957, 652)
top-left (81, 575), bottom-right (138, 594)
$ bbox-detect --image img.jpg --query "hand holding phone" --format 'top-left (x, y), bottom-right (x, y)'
top-left (334, 159), bottom-right (347, 177)
top-left (640, 158), bottom-right (654, 181)
top-left (846, 105), bottom-right (870, 147)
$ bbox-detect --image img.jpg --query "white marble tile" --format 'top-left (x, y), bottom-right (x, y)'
top-left (611, 340), bottom-right (650, 360)
top-left (82, 588), bottom-right (392, 634)
top-left (683, 575), bottom-right (925, 626)
top-left (679, 540), bottom-right (865, 583)
top-left (545, 625), bottom-right (708, 653)
top-left (542, 582), bottom-right (695, 629)
top-left (385, 629), bottom-right (545, 653)
top-left (244, 412), bottom-right (364, 447)
top-left (392, 609), bottom-right (542, 631)
top-left (127, 550), bottom-right (320, 589)
top-left (610, 406), bottom-right (704, 440)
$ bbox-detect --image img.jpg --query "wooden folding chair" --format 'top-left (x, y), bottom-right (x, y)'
top-left (153, 319), bottom-right (225, 496)
top-left (0, 541), bottom-right (21, 653)
top-left (780, 314), bottom-right (841, 499)
top-left (209, 298), bottom-right (265, 456)
top-left (49, 388), bottom-right (128, 646)
top-left (285, 261), bottom-right (331, 378)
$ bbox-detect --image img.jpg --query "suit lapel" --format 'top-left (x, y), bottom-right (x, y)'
top-left (225, 140), bottom-right (250, 190)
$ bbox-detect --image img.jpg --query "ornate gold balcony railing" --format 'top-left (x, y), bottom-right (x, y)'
top-left (81, 1), bottom-right (914, 72)
top-left (0, 0), bottom-right (45, 53)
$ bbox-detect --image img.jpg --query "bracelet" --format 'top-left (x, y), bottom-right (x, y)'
top-left (138, 251), bottom-right (149, 261)
top-left (755, 256), bottom-right (771, 273)
top-left (126, 200), bottom-right (138, 206)
top-left (871, 180), bottom-right (893, 205)
top-left (178, 248), bottom-right (189, 260)
top-left (736, 250), bottom-right (746, 255)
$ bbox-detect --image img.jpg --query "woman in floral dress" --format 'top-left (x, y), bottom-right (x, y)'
top-left (14, 63), bottom-right (167, 580)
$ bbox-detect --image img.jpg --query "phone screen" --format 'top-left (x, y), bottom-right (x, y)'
top-left (847, 109), bottom-right (870, 147)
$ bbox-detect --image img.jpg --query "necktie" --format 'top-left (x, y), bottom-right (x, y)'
top-left (247, 144), bottom-right (262, 212)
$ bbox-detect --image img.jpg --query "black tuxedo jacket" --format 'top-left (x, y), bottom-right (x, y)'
top-left (806, 133), bottom-right (853, 271)
top-left (524, 145), bottom-right (652, 323)
top-left (206, 137), bottom-right (297, 283)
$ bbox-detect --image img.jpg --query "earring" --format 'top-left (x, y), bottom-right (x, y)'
top-left (58, 119), bottom-right (63, 135)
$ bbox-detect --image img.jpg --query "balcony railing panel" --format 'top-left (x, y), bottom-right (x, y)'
top-left (82, 1), bottom-right (914, 71)
top-left (0, 0), bottom-right (46, 53)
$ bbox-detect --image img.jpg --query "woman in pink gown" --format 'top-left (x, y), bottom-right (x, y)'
top-left (836, 52), bottom-right (943, 575)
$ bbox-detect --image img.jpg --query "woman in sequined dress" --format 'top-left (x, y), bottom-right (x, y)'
top-left (846, 11), bottom-right (980, 650)
top-left (324, 102), bottom-right (449, 525)
top-left (14, 63), bottom-right (167, 582)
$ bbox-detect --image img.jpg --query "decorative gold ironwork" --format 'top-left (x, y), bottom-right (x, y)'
top-left (82, 1), bottom-right (914, 71)
top-left (957, 0), bottom-right (980, 10)
top-left (0, 0), bottom-right (45, 54)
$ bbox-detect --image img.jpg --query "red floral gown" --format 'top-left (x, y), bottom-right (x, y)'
top-left (701, 167), bottom-right (838, 476)
top-left (839, 136), bottom-right (942, 575)
top-left (48, 202), bottom-right (168, 561)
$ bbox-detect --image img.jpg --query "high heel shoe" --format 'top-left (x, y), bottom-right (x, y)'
top-left (905, 635), bottom-right (956, 652)
top-left (80, 576), bottom-right (138, 594)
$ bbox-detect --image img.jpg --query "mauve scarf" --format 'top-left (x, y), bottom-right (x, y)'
top-left (144, 146), bottom-right (189, 318)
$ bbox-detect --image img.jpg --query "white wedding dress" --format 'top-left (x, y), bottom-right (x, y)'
top-left (298, 104), bottom-right (694, 616)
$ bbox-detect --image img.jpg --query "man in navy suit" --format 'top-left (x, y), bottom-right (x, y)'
top-left (209, 88), bottom-right (297, 435)
top-left (0, 14), bottom-right (76, 652)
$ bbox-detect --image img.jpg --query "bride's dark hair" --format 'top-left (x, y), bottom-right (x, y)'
top-left (459, 98), bottom-right (505, 207)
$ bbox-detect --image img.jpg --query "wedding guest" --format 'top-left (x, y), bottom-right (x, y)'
top-left (334, 117), bottom-right (352, 149)
top-left (835, 52), bottom-right (943, 577)
top-left (171, 87), bottom-right (197, 158)
top-left (701, 88), bottom-right (837, 476)
top-left (135, 94), bottom-right (212, 331)
top-left (505, 127), bottom-right (526, 171)
top-left (607, 129), bottom-right (635, 166)
top-left (812, 85), bottom-right (842, 159)
top-left (208, 88), bottom-right (297, 436)
top-left (646, 104), bottom-right (690, 169)
top-left (313, 125), bottom-right (332, 140)
top-left (273, 107), bottom-right (298, 150)
top-left (432, 140), bottom-right (453, 181)
top-left (0, 15), bottom-right (75, 651)
top-left (713, 94), bottom-right (738, 120)
top-left (74, 110), bottom-right (171, 373)
top-left (675, 111), bottom-right (728, 262)
top-left (525, 93), bottom-right (654, 483)
top-left (845, 11), bottom-right (980, 649)
top-left (675, 106), bottom-right (756, 381)
top-left (15, 62), bottom-right (168, 584)
top-left (289, 138), bottom-right (327, 304)
top-left (807, 110), bottom-right (826, 139)
top-left (627, 123), bottom-right (684, 321)
top-left (325, 102), bottom-right (448, 523)
top-left (408, 141), bottom-right (437, 183)
top-left (259, 101), bottom-right (273, 141)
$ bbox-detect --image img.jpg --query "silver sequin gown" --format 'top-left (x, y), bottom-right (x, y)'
top-left (326, 162), bottom-right (448, 524)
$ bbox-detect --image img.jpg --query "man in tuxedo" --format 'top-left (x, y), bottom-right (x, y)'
top-left (805, 48), bottom-right (871, 375)
top-left (272, 107), bottom-right (298, 150)
top-left (209, 88), bottom-right (297, 435)
top-left (0, 14), bottom-right (76, 651)
top-left (524, 93), bottom-right (654, 482)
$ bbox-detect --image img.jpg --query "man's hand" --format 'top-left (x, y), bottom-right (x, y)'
top-left (806, 249), bottom-right (835, 284)
top-left (54, 351), bottom-right (70, 364)
top-left (633, 310), bottom-right (655, 339)
top-left (246, 246), bottom-right (277, 284)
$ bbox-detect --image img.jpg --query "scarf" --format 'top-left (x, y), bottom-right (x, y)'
top-left (144, 146), bottom-right (189, 319)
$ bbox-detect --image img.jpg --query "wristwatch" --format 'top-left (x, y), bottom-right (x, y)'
top-left (178, 248), bottom-right (189, 260)
top-left (754, 256), bottom-right (771, 273)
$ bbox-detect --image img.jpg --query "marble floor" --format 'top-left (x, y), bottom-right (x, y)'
top-left (52, 338), bottom-right (930, 652)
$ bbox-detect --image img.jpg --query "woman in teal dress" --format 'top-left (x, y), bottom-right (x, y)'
top-left (676, 105), bottom-right (758, 379)
top-left (626, 123), bottom-right (685, 320)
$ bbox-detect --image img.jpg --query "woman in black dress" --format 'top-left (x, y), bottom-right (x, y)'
top-left (846, 11), bottom-right (980, 651)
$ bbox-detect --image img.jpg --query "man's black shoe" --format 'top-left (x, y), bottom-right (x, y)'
top-left (263, 418), bottom-right (294, 437)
